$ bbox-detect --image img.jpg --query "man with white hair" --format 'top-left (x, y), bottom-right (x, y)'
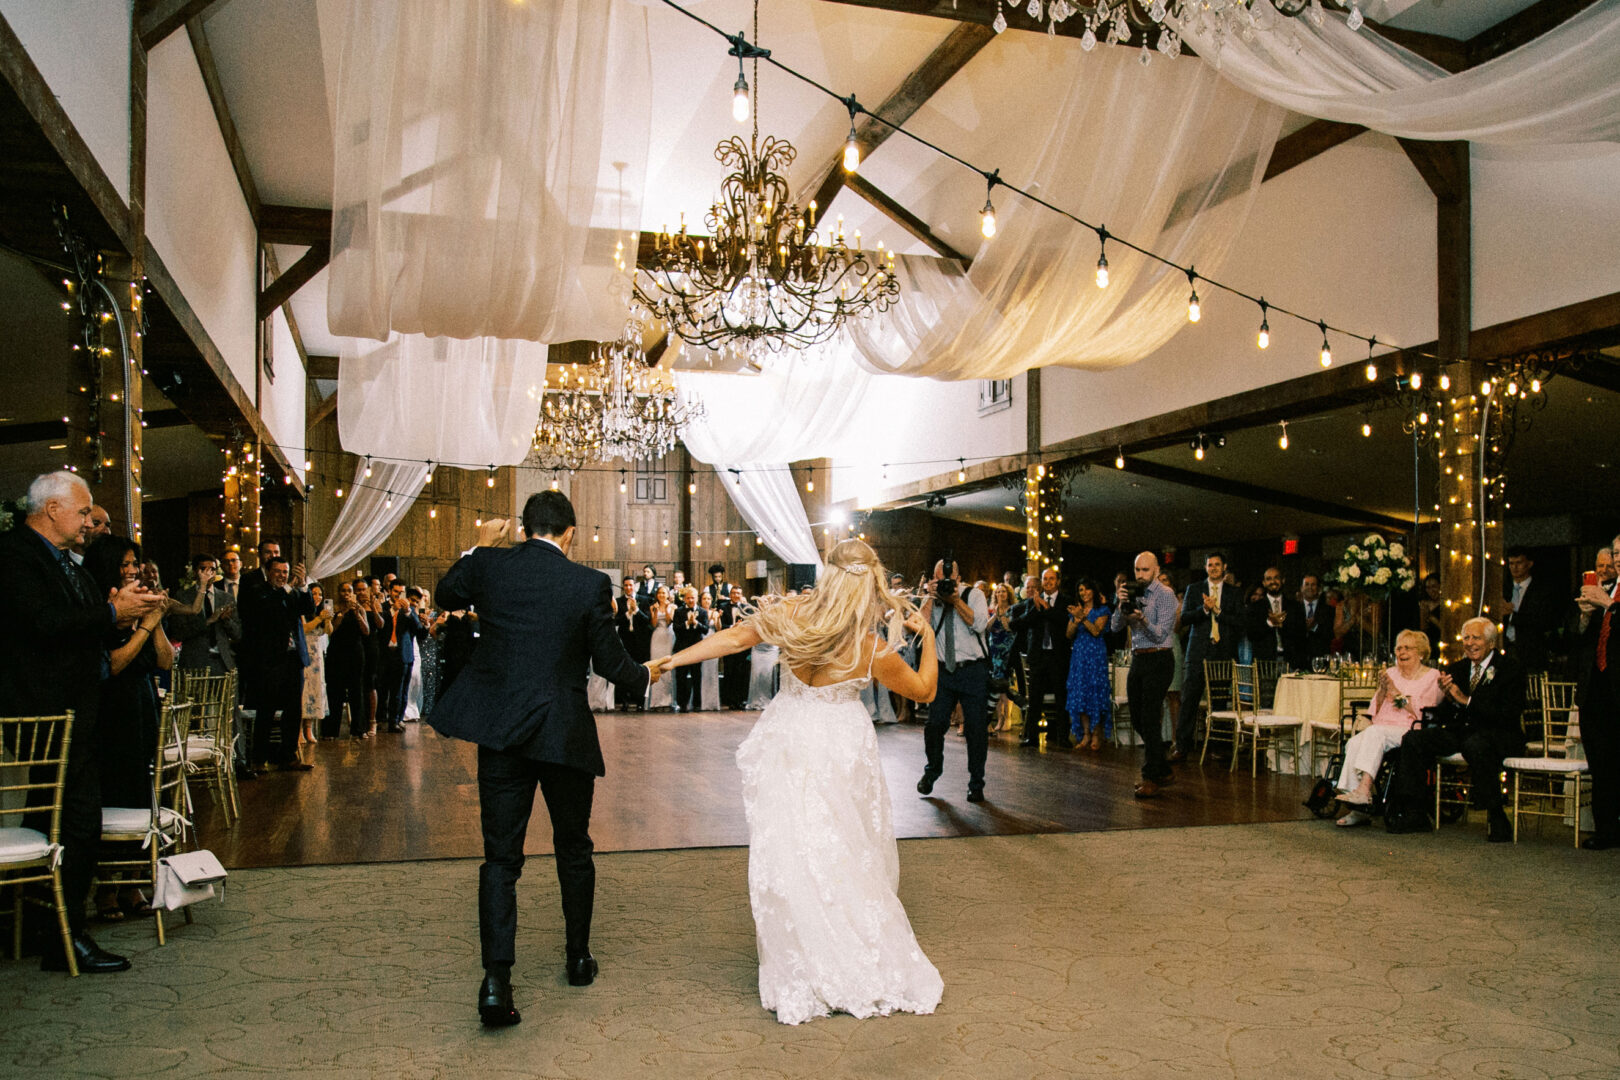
top-left (1387, 616), bottom-right (1526, 840)
top-left (0, 471), bottom-right (164, 973)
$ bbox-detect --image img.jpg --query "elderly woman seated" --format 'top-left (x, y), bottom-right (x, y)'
top-left (1333, 629), bottom-right (1443, 827)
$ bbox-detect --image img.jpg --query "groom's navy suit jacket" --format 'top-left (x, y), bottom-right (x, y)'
top-left (433, 539), bottom-right (649, 776)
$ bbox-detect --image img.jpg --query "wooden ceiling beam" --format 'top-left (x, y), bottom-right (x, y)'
top-left (136, 0), bottom-right (224, 51)
top-left (307, 354), bottom-right (340, 381)
top-left (308, 389), bottom-right (340, 428)
top-left (260, 204), bottom-right (332, 246)
top-left (805, 20), bottom-right (995, 219)
top-left (185, 17), bottom-right (259, 222)
top-left (257, 239), bottom-right (329, 320)
top-left (844, 173), bottom-right (970, 265)
top-left (1467, 0), bottom-right (1603, 65)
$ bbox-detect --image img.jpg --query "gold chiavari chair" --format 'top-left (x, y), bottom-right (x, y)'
top-left (1255, 659), bottom-right (1285, 710)
top-left (1230, 663), bottom-right (1304, 776)
top-left (100, 701), bottom-right (195, 944)
top-left (1197, 660), bottom-right (1238, 764)
top-left (0, 713), bottom-right (77, 975)
top-left (1504, 678), bottom-right (1589, 847)
top-left (170, 669), bottom-right (240, 823)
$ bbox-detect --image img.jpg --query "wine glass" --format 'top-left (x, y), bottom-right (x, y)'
top-left (1312, 656), bottom-right (1327, 675)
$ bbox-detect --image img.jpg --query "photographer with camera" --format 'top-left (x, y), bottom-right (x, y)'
top-left (1010, 566), bottom-right (1075, 750)
top-left (916, 554), bottom-right (993, 803)
top-left (1111, 552), bottom-right (1179, 798)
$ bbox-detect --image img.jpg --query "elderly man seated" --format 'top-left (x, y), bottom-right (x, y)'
top-left (1385, 617), bottom-right (1526, 841)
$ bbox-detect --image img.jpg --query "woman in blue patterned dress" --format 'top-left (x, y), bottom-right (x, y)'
top-left (986, 583), bottom-right (1017, 731)
top-left (1065, 579), bottom-right (1113, 749)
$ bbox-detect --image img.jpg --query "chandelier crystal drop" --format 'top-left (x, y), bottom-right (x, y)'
top-left (992, 0), bottom-right (1362, 63)
top-left (531, 322), bottom-right (705, 470)
top-left (632, 2), bottom-right (899, 369)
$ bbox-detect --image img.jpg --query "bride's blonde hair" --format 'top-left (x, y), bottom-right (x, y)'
top-left (746, 539), bottom-right (914, 679)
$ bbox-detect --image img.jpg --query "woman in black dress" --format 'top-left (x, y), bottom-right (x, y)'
top-left (84, 535), bottom-right (173, 918)
top-left (324, 580), bottom-right (371, 738)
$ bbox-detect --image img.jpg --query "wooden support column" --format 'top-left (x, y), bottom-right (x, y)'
top-left (1403, 139), bottom-right (1494, 659)
top-left (677, 447), bottom-right (694, 578)
top-left (96, 18), bottom-right (149, 539)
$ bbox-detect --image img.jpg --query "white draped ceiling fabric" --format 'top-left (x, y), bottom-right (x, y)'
top-left (319, 0), bottom-right (650, 343)
top-left (309, 336), bottom-right (549, 580)
top-left (1174, 0), bottom-right (1620, 145)
top-left (677, 350), bottom-right (881, 568)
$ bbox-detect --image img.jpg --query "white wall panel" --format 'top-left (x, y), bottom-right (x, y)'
top-left (2, 0), bottom-right (132, 201)
top-left (1042, 135), bottom-right (1438, 445)
top-left (264, 311), bottom-right (307, 482)
top-left (1472, 146), bottom-right (1620, 329)
top-left (145, 31), bottom-right (258, 395)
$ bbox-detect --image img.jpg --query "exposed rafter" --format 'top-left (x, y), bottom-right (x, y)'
top-left (136, 0), bottom-right (224, 51)
top-left (805, 20), bottom-right (995, 220)
top-left (844, 173), bottom-right (970, 265)
top-left (185, 16), bottom-right (259, 222)
top-left (257, 240), bottom-right (330, 320)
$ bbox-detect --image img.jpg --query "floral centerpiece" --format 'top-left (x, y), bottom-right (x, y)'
top-left (1333, 533), bottom-right (1416, 601)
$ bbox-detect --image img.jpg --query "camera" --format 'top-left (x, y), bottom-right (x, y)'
top-left (1118, 580), bottom-right (1147, 614)
top-left (934, 551), bottom-right (957, 600)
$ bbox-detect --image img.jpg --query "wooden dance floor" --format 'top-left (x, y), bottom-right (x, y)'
top-left (202, 713), bottom-right (1316, 869)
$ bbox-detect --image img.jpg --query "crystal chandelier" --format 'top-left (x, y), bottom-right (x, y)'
top-left (999, 0), bottom-right (1362, 62)
top-left (531, 322), bottom-right (705, 468)
top-left (632, 2), bottom-right (899, 368)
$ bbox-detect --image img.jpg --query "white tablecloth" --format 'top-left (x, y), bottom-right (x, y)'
top-left (1273, 675), bottom-right (1342, 731)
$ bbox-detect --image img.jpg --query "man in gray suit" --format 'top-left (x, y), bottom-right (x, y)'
top-left (166, 553), bottom-right (241, 675)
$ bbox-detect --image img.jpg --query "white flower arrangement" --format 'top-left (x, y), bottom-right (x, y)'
top-left (1333, 532), bottom-right (1416, 600)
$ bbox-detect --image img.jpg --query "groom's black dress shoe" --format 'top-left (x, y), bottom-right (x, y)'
top-left (40, 932), bottom-right (130, 974)
top-left (917, 769), bottom-right (940, 796)
top-left (478, 972), bottom-right (521, 1027)
top-left (567, 954), bottom-right (598, 986)
top-left (966, 787), bottom-right (985, 803)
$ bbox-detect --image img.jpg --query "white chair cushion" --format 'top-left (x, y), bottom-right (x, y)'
top-left (1503, 757), bottom-right (1588, 773)
top-left (1249, 713), bottom-right (1302, 728)
top-left (0, 826), bottom-right (53, 864)
top-left (1438, 753), bottom-right (1468, 764)
top-left (1208, 710), bottom-right (1240, 720)
top-left (162, 739), bottom-right (219, 764)
top-left (101, 806), bottom-right (185, 839)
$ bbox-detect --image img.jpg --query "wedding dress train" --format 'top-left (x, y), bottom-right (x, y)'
top-left (735, 663), bottom-right (943, 1025)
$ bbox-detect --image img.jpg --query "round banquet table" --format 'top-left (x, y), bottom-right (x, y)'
top-left (1273, 674), bottom-right (1345, 771)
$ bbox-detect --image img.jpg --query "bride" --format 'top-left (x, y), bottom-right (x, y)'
top-left (654, 540), bottom-right (943, 1024)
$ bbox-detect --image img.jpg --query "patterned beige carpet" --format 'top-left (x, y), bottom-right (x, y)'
top-left (3, 821), bottom-right (1617, 1079)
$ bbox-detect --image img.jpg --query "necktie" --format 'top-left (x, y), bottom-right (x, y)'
top-left (58, 550), bottom-right (94, 606)
top-left (1470, 663), bottom-right (1484, 691)
top-left (1209, 585), bottom-right (1221, 644)
top-left (1041, 596), bottom-right (1054, 650)
top-left (939, 609), bottom-right (957, 673)
top-left (1598, 608), bottom-right (1613, 673)
top-left (204, 591), bottom-right (213, 618)
top-left (390, 612), bottom-right (399, 647)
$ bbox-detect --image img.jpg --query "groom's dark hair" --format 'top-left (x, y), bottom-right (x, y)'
top-left (522, 491), bottom-right (575, 538)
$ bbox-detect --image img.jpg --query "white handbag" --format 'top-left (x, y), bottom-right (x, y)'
top-left (153, 849), bottom-right (227, 911)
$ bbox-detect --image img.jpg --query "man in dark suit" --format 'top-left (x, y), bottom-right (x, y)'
top-left (239, 555), bottom-right (316, 771)
top-left (634, 564), bottom-right (659, 609)
top-left (1298, 573), bottom-right (1333, 666)
top-left (670, 587), bottom-right (709, 712)
top-left (0, 471), bottom-right (165, 973)
top-left (1502, 547), bottom-right (1561, 673)
top-left (1247, 566), bottom-right (1308, 671)
top-left (238, 539), bottom-right (278, 597)
top-left (1577, 535), bottom-right (1620, 850)
top-left (702, 562), bottom-right (730, 608)
top-left (433, 491), bottom-right (653, 1027)
top-left (614, 577), bottom-right (652, 663)
top-left (1176, 552), bottom-right (1242, 760)
top-left (1010, 566), bottom-right (1074, 749)
top-left (1388, 616), bottom-right (1527, 840)
top-left (167, 553), bottom-right (241, 676)
top-left (378, 581), bottom-right (428, 732)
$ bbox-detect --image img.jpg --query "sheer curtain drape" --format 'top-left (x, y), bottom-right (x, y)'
top-left (307, 334), bottom-right (549, 580)
top-left (1175, 0), bottom-right (1620, 145)
top-left (318, 0), bottom-right (650, 342)
top-left (849, 49), bottom-right (1283, 378)
top-left (677, 349), bottom-right (882, 569)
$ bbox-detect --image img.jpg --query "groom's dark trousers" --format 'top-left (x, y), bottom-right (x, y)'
top-left (433, 533), bottom-right (650, 978)
top-left (478, 748), bottom-right (596, 969)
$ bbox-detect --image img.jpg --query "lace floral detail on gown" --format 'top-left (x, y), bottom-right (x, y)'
top-left (735, 663), bottom-right (943, 1025)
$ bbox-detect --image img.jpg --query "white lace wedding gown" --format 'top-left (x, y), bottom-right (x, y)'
top-left (648, 609), bottom-right (674, 709)
top-left (735, 663), bottom-right (943, 1025)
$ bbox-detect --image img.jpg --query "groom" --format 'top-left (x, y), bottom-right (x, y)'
top-left (433, 490), bottom-right (653, 1027)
